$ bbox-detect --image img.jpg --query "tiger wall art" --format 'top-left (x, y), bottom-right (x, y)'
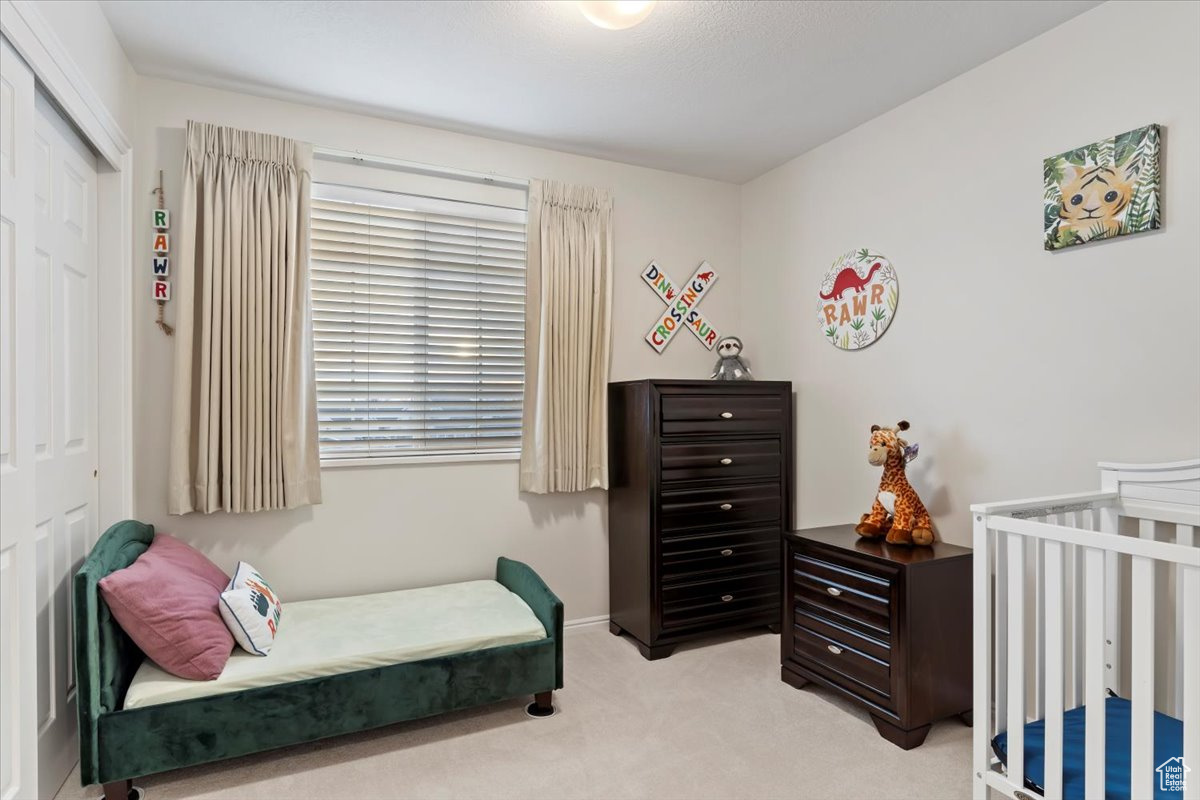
top-left (1044, 124), bottom-right (1160, 251)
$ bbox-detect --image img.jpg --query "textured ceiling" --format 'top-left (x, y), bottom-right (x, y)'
top-left (99, 0), bottom-right (1099, 182)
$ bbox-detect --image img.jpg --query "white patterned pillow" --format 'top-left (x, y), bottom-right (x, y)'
top-left (218, 562), bottom-right (282, 656)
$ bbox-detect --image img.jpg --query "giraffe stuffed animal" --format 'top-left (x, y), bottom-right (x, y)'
top-left (854, 421), bottom-right (935, 546)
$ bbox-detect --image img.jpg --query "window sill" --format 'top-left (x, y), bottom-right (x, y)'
top-left (320, 451), bottom-right (521, 470)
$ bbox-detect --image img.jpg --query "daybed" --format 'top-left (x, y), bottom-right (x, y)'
top-left (74, 520), bottom-right (564, 799)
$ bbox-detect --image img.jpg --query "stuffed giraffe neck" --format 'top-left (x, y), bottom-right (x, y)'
top-left (855, 420), bottom-right (935, 546)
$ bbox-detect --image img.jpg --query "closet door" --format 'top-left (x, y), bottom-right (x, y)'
top-left (32, 89), bottom-right (100, 799)
top-left (0, 37), bottom-right (40, 800)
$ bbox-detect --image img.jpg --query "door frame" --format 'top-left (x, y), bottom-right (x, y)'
top-left (1, 0), bottom-right (133, 528)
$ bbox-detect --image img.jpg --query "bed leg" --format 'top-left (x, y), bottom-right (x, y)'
top-left (526, 690), bottom-right (555, 718)
top-left (102, 779), bottom-right (132, 800)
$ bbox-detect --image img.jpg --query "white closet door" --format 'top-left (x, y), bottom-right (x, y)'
top-left (0, 37), bottom-right (40, 800)
top-left (32, 89), bottom-right (100, 800)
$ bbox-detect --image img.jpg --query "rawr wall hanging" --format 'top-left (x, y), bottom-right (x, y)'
top-left (151, 170), bottom-right (174, 335)
top-left (642, 260), bottom-right (720, 352)
top-left (1044, 123), bottom-right (1161, 251)
top-left (816, 248), bottom-right (898, 351)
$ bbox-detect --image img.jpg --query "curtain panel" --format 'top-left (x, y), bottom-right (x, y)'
top-left (168, 121), bottom-right (322, 513)
top-left (519, 179), bottom-right (614, 494)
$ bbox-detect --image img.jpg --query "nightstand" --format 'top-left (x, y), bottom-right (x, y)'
top-left (781, 524), bottom-right (972, 749)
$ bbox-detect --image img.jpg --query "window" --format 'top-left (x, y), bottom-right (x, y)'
top-left (310, 182), bottom-right (526, 462)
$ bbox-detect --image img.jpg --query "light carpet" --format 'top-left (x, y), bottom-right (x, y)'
top-left (55, 624), bottom-right (972, 800)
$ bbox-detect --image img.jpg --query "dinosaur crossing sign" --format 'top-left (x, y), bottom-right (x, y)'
top-left (642, 260), bottom-right (721, 353)
top-left (816, 248), bottom-right (899, 351)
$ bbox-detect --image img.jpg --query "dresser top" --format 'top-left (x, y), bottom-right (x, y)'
top-left (786, 524), bottom-right (972, 566)
top-left (608, 378), bottom-right (792, 388)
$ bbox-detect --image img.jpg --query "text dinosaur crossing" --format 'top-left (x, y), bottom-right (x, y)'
top-left (641, 260), bottom-right (721, 353)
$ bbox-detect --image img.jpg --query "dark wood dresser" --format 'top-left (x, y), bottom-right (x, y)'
top-left (607, 379), bottom-right (793, 660)
top-left (781, 525), bottom-right (972, 749)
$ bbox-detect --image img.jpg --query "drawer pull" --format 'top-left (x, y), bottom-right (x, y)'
top-left (719, 503), bottom-right (733, 511)
top-left (826, 586), bottom-right (842, 597)
top-left (720, 411), bottom-right (734, 419)
top-left (721, 594), bottom-right (734, 602)
top-left (720, 457), bottom-right (733, 465)
top-left (720, 548), bottom-right (734, 557)
top-left (826, 644), bottom-right (843, 655)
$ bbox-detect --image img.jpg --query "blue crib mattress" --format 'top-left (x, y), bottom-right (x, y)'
top-left (992, 697), bottom-right (1184, 800)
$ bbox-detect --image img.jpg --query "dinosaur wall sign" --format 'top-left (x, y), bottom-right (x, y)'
top-left (641, 260), bottom-right (721, 353)
top-left (816, 248), bottom-right (899, 350)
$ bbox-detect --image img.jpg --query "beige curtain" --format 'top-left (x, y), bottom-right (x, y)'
top-left (519, 179), bottom-right (614, 494)
top-left (168, 121), bottom-right (322, 514)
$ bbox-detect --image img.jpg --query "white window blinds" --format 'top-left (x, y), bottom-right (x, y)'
top-left (310, 182), bottom-right (527, 461)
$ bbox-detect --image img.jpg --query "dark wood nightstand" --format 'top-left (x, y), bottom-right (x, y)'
top-left (781, 524), bottom-right (972, 749)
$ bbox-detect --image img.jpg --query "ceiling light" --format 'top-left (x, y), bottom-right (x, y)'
top-left (577, 1), bottom-right (656, 30)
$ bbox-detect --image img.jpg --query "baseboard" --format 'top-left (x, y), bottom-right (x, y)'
top-left (564, 614), bottom-right (609, 629)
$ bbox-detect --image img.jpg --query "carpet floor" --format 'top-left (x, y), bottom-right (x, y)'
top-left (55, 624), bottom-right (972, 800)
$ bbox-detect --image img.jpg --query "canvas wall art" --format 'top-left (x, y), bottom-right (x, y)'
top-left (1044, 123), bottom-right (1160, 251)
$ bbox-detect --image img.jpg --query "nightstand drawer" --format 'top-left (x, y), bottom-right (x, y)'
top-left (794, 621), bottom-right (891, 699)
top-left (660, 570), bottom-right (777, 630)
top-left (661, 527), bottom-right (780, 582)
top-left (660, 482), bottom-right (782, 533)
top-left (794, 554), bottom-right (891, 600)
top-left (794, 609), bottom-right (890, 663)
top-left (792, 553), bottom-right (892, 636)
top-left (794, 584), bottom-right (890, 638)
top-left (660, 439), bottom-right (781, 483)
top-left (661, 393), bottom-right (786, 436)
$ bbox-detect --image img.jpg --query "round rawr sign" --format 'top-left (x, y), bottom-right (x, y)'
top-left (816, 248), bottom-right (899, 350)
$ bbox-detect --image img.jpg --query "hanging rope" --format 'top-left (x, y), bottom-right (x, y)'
top-left (153, 170), bottom-right (174, 336)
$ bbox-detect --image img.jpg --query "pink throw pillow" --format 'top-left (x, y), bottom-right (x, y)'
top-left (99, 533), bottom-right (233, 680)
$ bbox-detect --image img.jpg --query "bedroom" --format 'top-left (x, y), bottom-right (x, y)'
top-left (0, 1), bottom-right (1197, 798)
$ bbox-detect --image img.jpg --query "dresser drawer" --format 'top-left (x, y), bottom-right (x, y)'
top-left (661, 393), bottom-right (786, 436)
top-left (661, 570), bottom-right (778, 630)
top-left (794, 619), bottom-right (891, 700)
top-left (660, 482), bottom-right (782, 534)
top-left (661, 527), bottom-right (780, 582)
top-left (660, 439), bottom-right (781, 484)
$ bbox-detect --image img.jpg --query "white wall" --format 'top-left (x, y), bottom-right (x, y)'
top-left (133, 77), bottom-right (742, 618)
top-left (26, 0), bottom-right (137, 134)
top-left (94, 0), bottom-right (1200, 625)
top-left (740, 0), bottom-right (1200, 547)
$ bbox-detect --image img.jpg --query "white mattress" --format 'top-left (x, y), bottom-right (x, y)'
top-left (123, 579), bottom-right (547, 709)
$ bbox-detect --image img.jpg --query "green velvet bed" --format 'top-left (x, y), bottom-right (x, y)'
top-left (74, 521), bottom-right (564, 799)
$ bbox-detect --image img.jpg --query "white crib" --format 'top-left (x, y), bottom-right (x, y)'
top-left (972, 459), bottom-right (1200, 800)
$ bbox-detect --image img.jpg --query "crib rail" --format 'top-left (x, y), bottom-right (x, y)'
top-left (972, 460), bottom-right (1200, 800)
